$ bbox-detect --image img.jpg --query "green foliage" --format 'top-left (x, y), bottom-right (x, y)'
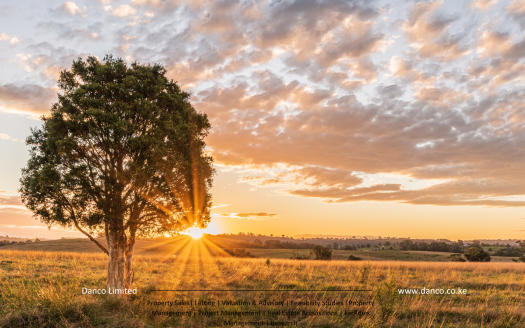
top-left (19, 55), bottom-right (214, 239)
top-left (399, 239), bottom-right (463, 253)
top-left (515, 241), bottom-right (525, 262)
top-left (464, 246), bottom-right (491, 262)
top-left (312, 244), bottom-right (332, 260)
top-left (348, 255), bottom-right (362, 261)
top-left (449, 253), bottom-right (466, 262)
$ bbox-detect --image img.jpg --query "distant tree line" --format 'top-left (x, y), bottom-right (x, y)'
top-left (399, 240), bottom-right (464, 253)
top-left (220, 239), bottom-right (319, 250)
top-left (0, 239), bottom-right (39, 246)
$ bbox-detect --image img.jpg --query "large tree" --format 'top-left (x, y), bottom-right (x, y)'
top-left (19, 56), bottom-right (214, 292)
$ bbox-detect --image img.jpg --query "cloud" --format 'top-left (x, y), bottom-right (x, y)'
top-left (287, 180), bottom-right (525, 207)
top-left (389, 57), bottom-right (435, 86)
top-left (0, 207), bottom-right (84, 238)
top-left (9, 37), bottom-right (19, 45)
top-left (6, 0), bottom-right (525, 210)
top-left (471, 0), bottom-right (498, 10)
top-left (112, 5), bottom-right (137, 17)
top-left (41, 65), bottom-right (63, 80)
top-left (507, 0), bottom-right (525, 28)
top-left (402, 1), bottom-right (469, 61)
top-left (0, 84), bottom-right (57, 115)
top-left (0, 208), bottom-right (37, 226)
top-left (195, 64), bottom-right (525, 207)
top-left (0, 33), bottom-right (10, 41)
top-left (60, 2), bottom-right (85, 15)
top-left (0, 194), bottom-right (24, 206)
top-left (36, 21), bottom-right (103, 43)
top-left (468, 31), bottom-right (525, 87)
top-left (218, 213), bottom-right (277, 220)
top-left (0, 133), bottom-right (19, 142)
top-left (241, 166), bottom-right (363, 190)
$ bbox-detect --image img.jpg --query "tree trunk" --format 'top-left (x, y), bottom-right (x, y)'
top-left (107, 222), bottom-right (137, 295)
top-left (124, 225), bottom-right (137, 289)
top-left (117, 228), bottom-right (126, 291)
top-left (107, 225), bottom-right (119, 293)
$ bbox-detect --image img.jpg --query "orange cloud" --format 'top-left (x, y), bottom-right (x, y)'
top-left (471, 0), bottom-right (498, 10)
top-left (403, 1), bottom-right (469, 61)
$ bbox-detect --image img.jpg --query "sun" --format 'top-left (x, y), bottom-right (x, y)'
top-left (185, 227), bottom-right (204, 239)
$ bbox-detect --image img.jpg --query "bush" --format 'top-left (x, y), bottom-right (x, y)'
top-left (348, 255), bottom-right (362, 261)
top-left (464, 247), bottom-right (491, 262)
top-left (448, 254), bottom-right (466, 262)
top-left (312, 245), bottom-right (332, 260)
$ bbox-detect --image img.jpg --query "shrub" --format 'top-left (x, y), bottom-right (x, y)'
top-left (348, 255), bottom-right (362, 261)
top-left (448, 253), bottom-right (466, 262)
top-left (312, 245), bottom-right (332, 260)
top-left (464, 247), bottom-right (491, 262)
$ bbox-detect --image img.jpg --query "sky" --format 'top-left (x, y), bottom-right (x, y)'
top-left (1, 0), bottom-right (525, 240)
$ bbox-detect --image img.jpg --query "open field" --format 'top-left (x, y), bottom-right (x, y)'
top-left (0, 238), bottom-right (167, 254)
top-left (1, 238), bottom-right (518, 263)
top-left (1, 242), bottom-right (525, 327)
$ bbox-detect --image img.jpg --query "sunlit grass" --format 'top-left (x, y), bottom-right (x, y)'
top-left (1, 247), bottom-right (525, 327)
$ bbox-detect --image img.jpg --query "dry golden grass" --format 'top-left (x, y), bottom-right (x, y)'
top-left (1, 247), bottom-right (524, 327)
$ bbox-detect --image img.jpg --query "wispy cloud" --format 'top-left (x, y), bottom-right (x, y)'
top-left (217, 213), bottom-right (277, 220)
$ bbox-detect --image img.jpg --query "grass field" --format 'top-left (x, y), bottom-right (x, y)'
top-left (1, 238), bottom-right (518, 262)
top-left (1, 238), bottom-right (524, 327)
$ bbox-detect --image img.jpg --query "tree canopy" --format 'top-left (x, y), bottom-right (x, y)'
top-left (20, 55), bottom-right (214, 291)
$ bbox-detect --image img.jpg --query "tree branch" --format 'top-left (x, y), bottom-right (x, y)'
top-left (71, 212), bottom-right (109, 256)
